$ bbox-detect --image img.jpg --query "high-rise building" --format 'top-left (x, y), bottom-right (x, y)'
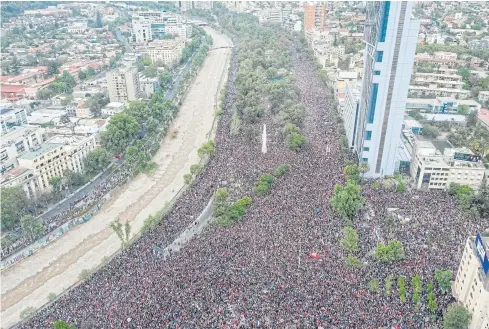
top-left (453, 234), bottom-right (489, 329)
top-left (107, 64), bottom-right (141, 103)
top-left (354, 1), bottom-right (420, 177)
top-left (304, 4), bottom-right (326, 31)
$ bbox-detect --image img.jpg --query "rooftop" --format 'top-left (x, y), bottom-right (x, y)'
top-left (18, 143), bottom-right (63, 160)
top-left (0, 166), bottom-right (34, 185)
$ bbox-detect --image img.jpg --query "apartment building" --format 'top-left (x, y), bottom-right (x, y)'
top-left (410, 139), bottom-right (485, 191)
top-left (0, 166), bottom-right (39, 199)
top-left (355, 1), bottom-right (420, 177)
top-left (453, 235), bottom-right (489, 329)
top-left (1, 126), bottom-right (45, 174)
top-left (304, 4), bottom-right (326, 31)
top-left (0, 107), bottom-right (28, 133)
top-left (412, 72), bottom-right (463, 89)
top-left (408, 85), bottom-right (470, 99)
top-left (144, 40), bottom-right (185, 68)
top-left (107, 64), bottom-right (141, 103)
top-left (17, 135), bottom-right (96, 192)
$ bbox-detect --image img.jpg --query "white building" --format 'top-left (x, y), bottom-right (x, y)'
top-left (355, 1), bottom-right (420, 177)
top-left (144, 40), bottom-right (185, 68)
top-left (1, 166), bottom-right (39, 199)
top-left (453, 235), bottom-right (489, 329)
top-left (409, 85), bottom-right (470, 99)
top-left (102, 102), bottom-right (125, 116)
top-left (410, 139), bottom-right (486, 191)
top-left (342, 83), bottom-right (362, 150)
top-left (17, 135), bottom-right (96, 192)
top-left (139, 75), bottom-right (159, 99)
top-left (1, 126), bottom-right (45, 174)
top-left (67, 22), bottom-right (88, 34)
top-left (0, 107), bottom-right (28, 133)
top-left (132, 19), bottom-right (152, 43)
top-left (107, 64), bottom-right (141, 103)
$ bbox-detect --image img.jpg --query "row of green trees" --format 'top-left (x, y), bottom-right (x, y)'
top-left (253, 165), bottom-right (290, 196)
top-left (212, 5), bottom-right (307, 149)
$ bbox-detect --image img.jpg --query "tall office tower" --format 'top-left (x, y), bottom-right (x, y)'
top-left (304, 4), bottom-right (326, 31)
top-left (355, 1), bottom-right (420, 177)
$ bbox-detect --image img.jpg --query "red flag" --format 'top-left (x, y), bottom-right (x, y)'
top-left (310, 252), bottom-right (320, 260)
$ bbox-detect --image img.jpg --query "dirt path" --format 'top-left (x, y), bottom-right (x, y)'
top-left (1, 27), bottom-right (231, 329)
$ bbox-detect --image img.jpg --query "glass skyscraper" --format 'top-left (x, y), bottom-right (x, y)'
top-left (355, 1), bottom-right (420, 177)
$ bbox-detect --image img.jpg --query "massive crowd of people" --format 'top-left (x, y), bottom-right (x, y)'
top-left (1, 167), bottom-right (130, 260)
top-left (20, 41), bottom-right (486, 329)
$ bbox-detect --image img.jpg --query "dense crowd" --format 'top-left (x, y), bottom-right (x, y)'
top-left (21, 42), bottom-right (486, 329)
top-left (1, 167), bottom-right (130, 260)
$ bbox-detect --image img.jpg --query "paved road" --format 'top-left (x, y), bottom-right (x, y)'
top-left (1, 27), bottom-right (232, 329)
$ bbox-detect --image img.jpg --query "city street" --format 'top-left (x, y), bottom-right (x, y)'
top-left (0, 27), bottom-right (232, 329)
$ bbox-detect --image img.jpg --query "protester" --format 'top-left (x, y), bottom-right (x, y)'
top-left (20, 45), bottom-right (485, 329)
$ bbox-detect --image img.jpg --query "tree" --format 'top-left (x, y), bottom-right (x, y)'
top-left (0, 186), bottom-right (30, 230)
top-left (20, 214), bottom-right (45, 240)
top-left (197, 140), bottom-right (216, 157)
top-left (110, 219), bottom-right (131, 250)
top-left (443, 303), bottom-right (471, 329)
top-left (20, 307), bottom-right (36, 321)
top-left (144, 64), bottom-right (157, 77)
top-left (9, 56), bottom-right (21, 75)
top-left (427, 283), bottom-right (438, 314)
top-left (86, 93), bottom-right (109, 117)
top-left (359, 161), bottom-right (370, 180)
top-left (343, 164), bottom-right (360, 182)
top-left (330, 181), bottom-right (364, 220)
top-left (287, 132), bottom-right (307, 151)
top-left (36, 88), bottom-right (55, 100)
top-left (183, 173), bottom-right (193, 185)
top-left (125, 145), bottom-right (151, 172)
top-left (159, 72), bottom-right (173, 90)
top-left (84, 148), bottom-right (110, 175)
top-left (340, 226), bottom-right (359, 252)
top-left (102, 113), bottom-right (140, 154)
top-left (435, 269), bottom-right (453, 294)
top-left (345, 254), bottom-right (363, 269)
top-left (398, 277), bottom-right (406, 303)
top-left (190, 164), bottom-right (204, 175)
top-left (423, 124), bottom-right (440, 138)
top-left (47, 292), bottom-right (57, 302)
top-left (54, 320), bottom-right (76, 329)
top-left (384, 274), bottom-right (394, 296)
top-left (49, 176), bottom-right (62, 194)
top-left (466, 110), bottom-right (478, 126)
top-left (374, 240), bottom-right (405, 263)
top-left (78, 70), bottom-right (87, 80)
top-left (368, 279), bottom-right (379, 292)
top-left (47, 61), bottom-right (61, 76)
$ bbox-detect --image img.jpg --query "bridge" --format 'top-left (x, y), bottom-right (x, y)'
top-left (209, 46), bottom-right (234, 52)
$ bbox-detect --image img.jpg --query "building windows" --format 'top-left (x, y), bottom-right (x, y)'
top-left (365, 130), bottom-right (372, 140)
top-left (367, 83), bottom-right (379, 123)
top-left (374, 70), bottom-right (381, 75)
top-left (363, 147), bottom-right (370, 151)
top-left (376, 51), bottom-right (384, 62)
top-left (362, 158), bottom-right (368, 162)
top-left (378, 1), bottom-right (390, 42)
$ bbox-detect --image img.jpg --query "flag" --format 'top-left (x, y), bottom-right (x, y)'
top-left (310, 252), bottom-right (320, 260)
